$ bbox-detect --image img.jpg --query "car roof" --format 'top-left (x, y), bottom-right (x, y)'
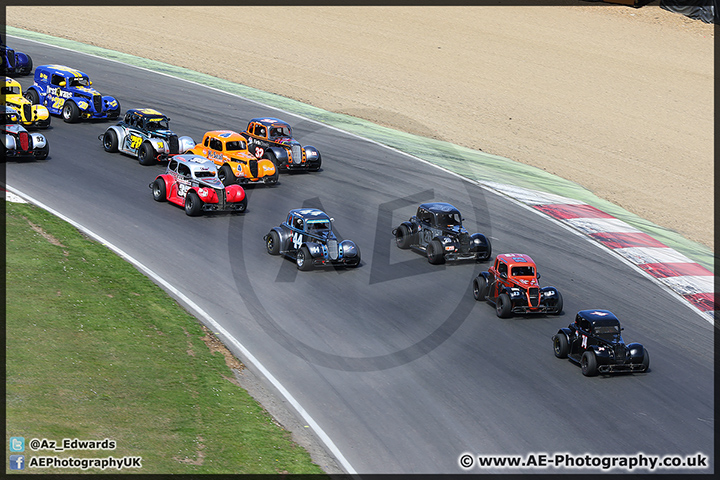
top-left (127, 108), bottom-right (167, 119)
top-left (418, 202), bottom-right (460, 215)
top-left (205, 130), bottom-right (245, 141)
top-left (36, 64), bottom-right (89, 78)
top-left (496, 253), bottom-right (536, 266)
top-left (173, 154), bottom-right (218, 172)
top-left (288, 208), bottom-right (331, 221)
top-left (577, 309), bottom-right (620, 326)
top-left (248, 117), bottom-right (291, 128)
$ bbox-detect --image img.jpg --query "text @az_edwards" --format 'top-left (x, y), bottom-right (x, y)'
top-left (458, 452), bottom-right (709, 471)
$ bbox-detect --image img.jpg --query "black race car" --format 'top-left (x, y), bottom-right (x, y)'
top-left (263, 208), bottom-right (360, 270)
top-left (552, 310), bottom-right (649, 377)
top-left (392, 202), bottom-right (491, 264)
top-left (243, 117), bottom-right (321, 172)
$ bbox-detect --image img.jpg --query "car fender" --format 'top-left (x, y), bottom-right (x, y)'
top-left (266, 146), bottom-right (288, 164)
top-left (194, 186), bottom-right (218, 203)
top-left (15, 51), bottom-right (31, 67)
top-left (156, 174), bottom-right (175, 196)
top-left (305, 242), bottom-right (324, 259)
top-left (147, 137), bottom-right (168, 153)
top-left (31, 104), bottom-right (50, 121)
top-left (269, 226), bottom-right (293, 252)
top-left (340, 240), bottom-right (359, 258)
top-left (3, 134), bottom-right (16, 150)
top-left (26, 85), bottom-right (45, 102)
top-left (101, 95), bottom-right (120, 112)
top-left (225, 184), bottom-right (246, 203)
top-left (627, 342), bottom-right (645, 359)
top-left (540, 285), bottom-right (561, 301)
top-left (257, 158), bottom-right (276, 176)
top-left (30, 132), bottom-right (47, 149)
top-left (469, 233), bottom-right (491, 255)
top-left (106, 125), bottom-right (127, 144)
top-left (556, 327), bottom-right (573, 345)
top-left (303, 145), bottom-right (321, 163)
top-left (178, 135), bottom-right (195, 154)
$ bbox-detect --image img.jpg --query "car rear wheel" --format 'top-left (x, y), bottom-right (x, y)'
top-left (103, 129), bottom-right (118, 153)
top-left (472, 276), bottom-right (487, 301)
top-left (394, 224), bottom-right (414, 249)
top-left (25, 89), bottom-right (40, 105)
top-left (581, 351), bottom-right (598, 376)
top-left (427, 239), bottom-right (445, 265)
top-left (296, 245), bottom-right (313, 271)
top-left (496, 293), bottom-right (512, 318)
top-left (184, 191), bottom-right (203, 216)
top-left (266, 231), bottom-right (281, 255)
top-left (552, 334), bottom-right (569, 358)
top-left (138, 142), bottom-right (156, 166)
top-left (152, 179), bottom-right (167, 202)
top-left (263, 168), bottom-right (279, 185)
top-left (553, 291), bottom-right (564, 314)
top-left (62, 101), bottom-right (80, 123)
top-left (33, 144), bottom-right (49, 161)
top-left (218, 165), bottom-right (235, 186)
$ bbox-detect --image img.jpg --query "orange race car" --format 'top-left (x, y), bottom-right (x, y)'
top-left (186, 130), bottom-right (278, 186)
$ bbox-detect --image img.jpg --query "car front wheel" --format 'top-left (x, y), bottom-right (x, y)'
top-left (296, 245), bottom-right (313, 271)
top-left (62, 101), bottom-right (80, 123)
top-left (138, 142), bottom-right (156, 166)
top-left (427, 239), bottom-right (445, 265)
top-left (184, 190), bottom-right (203, 216)
top-left (581, 351), bottom-right (598, 376)
top-left (218, 165), bottom-right (235, 186)
top-left (496, 293), bottom-right (512, 318)
top-left (25, 89), bottom-right (40, 105)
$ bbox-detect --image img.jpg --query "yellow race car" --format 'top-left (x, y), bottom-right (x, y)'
top-left (187, 130), bottom-right (278, 186)
top-left (2, 76), bottom-right (50, 128)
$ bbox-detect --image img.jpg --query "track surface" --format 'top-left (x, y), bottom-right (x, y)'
top-left (6, 38), bottom-right (714, 474)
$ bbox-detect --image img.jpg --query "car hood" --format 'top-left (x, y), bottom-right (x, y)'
top-left (68, 86), bottom-right (102, 96)
top-left (196, 177), bottom-right (225, 189)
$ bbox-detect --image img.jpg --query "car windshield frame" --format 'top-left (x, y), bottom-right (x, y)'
top-left (593, 324), bottom-right (622, 343)
top-left (305, 219), bottom-right (331, 233)
top-left (511, 265), bottom-right (535, 277)
top-left (145, 117), bottom-right (170, 131)
top-left (224, 140), bottom-right (247, 151)
top-left (69, 76), bottom-right (91, 87)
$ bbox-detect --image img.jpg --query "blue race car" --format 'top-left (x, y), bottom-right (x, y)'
top-left (25, 64), bottom-right (120, 123)
top-left (1, 35), bottom-right (33, 76)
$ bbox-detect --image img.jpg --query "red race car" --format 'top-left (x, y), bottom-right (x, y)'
top-left (149, 154), bottom-right (246, 216)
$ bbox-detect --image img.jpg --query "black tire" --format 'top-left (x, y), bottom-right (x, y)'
top-left (552, 334), bottom-right (569, 358)
top-left (152, 179), bottom-right (167, 202)
top-left (309, 154), bottom-right (322, 172)
top-left (296, 245), bottom-right (313, 271)
top-left (553, 291), bottom-right (564, 315)
top-left (61, 101), bottom-right (80, 123)
top-left (263, 149), bottom-right (280, 169)
top-left (107, 106), bottom-right (121, 120)
top-left (266, 231), bottom-right (281, 255)
top-left (581, 351), bottom-right (598, 377)
top-left (395, 224), bottom-right (413, 249)
top-left (427, 239), bottom-right (445, 265)
top-left (103, 129), bottom-right (118, 153)
top-left (496, 293), bottom-right (512, 318)
top-left (641, 349), bottom-right (650, 371)
top-left (472, 276), bottom-right (488, 301)
top-left (184, 190), bottom-right (203, 216)
top-left (234, 197), bottom-right (247, 213)
top-left (33, 144), bottom-right (49, 160)
top-left (25, 89), bottom-right (40, 105)
top-left (218, 164), bottom-right (235, 186)
top-left (138, 142), bottom-right (156, 166)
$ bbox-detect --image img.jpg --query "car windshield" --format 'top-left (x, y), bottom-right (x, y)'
top-left (69, 77), bottom-right (90, 87)
top-left (436, 212), bottom-right (461, 227)
top-left (146, 118), bottom-right (170, 130)
top-left (1, 86), bottom-right (20, 95)
top-left (306, 220), bottom-right (331, 232)
top-left (511, 266), bottom-right (535, 276)
top-left (225, 140), bottom-right (247, 151)
top-left (594, 325), bottom-right (621, 342)
top-left (269, 126), bottom-right (290, 138)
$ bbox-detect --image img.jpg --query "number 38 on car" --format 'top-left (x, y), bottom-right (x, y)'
top-left (263, 209), bottom-right (361, 271)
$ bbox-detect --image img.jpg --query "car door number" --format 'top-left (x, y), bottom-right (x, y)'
top-left (292, 232), bottom-right (303, 250)
top-left (177, 182), bottom-right (190, 198)
top-left (129, 135), bottom-right (142, 150)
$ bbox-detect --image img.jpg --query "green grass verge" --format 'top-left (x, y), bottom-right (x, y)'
top-left (5, 201), bottom-right (326, 475)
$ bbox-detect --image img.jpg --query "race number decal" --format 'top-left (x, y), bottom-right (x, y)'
top-left (254, 146), bottom-right (264, 158)
top-left (178, 183), bottom-right (190, 198)
top-left (130, 135), bottom-right (142, 149)
top-left (292, 232), bottom-right (303, 250)
top-left (581, 335), bottom-right (588, 349)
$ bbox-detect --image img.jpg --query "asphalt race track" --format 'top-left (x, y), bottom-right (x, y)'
top-left (6, 37), bottom-right (714, 474)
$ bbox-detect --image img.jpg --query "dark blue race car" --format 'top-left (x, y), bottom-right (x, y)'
top-left (1, 35), bottom-right (33, 76)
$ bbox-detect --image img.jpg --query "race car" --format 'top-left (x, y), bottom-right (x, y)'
top-left (392, 202), bottom-right (491, 264)
top-left (99, 108), bottom-right (194, 165)
top-left (1, 105), bottom-right (49, 160)
top-left (149, 154), bottom-right (247, 216)
top-left (25, 64), bottom-right (121, 123)
top-left (187, 130), bottom-right (278, 185)
top-left (2, 77), bottom-right (50, 128)
top-left (243, 117), bottom-right (321, 172)
top-left (552, 310), bottom-right (650, 376)
top-left (263, 208), bottom-right (361, 270)
top-left (472, 253), bottom-right (563, 318)
top-left (1, 36), bottom-right (33, 76)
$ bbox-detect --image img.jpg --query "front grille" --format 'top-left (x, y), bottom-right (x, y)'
top-left (23, 104), bottom-right (32, 121)
top-left (614, 345), bottom-right (627, 363)
top-left (249, 159), bottom-right (258, 177)
top-left (168, 135), bottom-right (179, 154)
top-left (459, 233), bottom-right (470, 249)
top-left (18, 131), bottom-right (30, 151)
top-left (215, 188), bottom-right (227, 208)
top-left (528, 287), bottom-right (540, 307)
top-left (291, 145), bottom-right (302, 164)
top-left (7, 50), bottom-right (16, 68)
top-left (93, 94), bottom-right (102, 113)
top-left (327, 239), bottom-right (339, 260)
